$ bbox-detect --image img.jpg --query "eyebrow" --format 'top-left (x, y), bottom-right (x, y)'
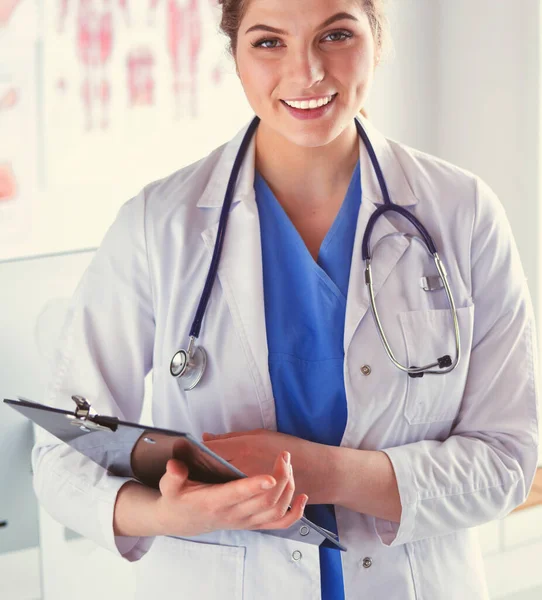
top-left (244, 11), bottom-right (359, 35)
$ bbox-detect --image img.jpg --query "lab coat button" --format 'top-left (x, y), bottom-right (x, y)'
top-left (292, 550), bottom-right (302, 561)
top-left (360, 365), bottom-right (372, 376)
top-left (362, 557), bottom-right (373, 569)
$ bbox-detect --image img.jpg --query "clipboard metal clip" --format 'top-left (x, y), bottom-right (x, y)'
top-left (66, 395), bottom-right (113, 432)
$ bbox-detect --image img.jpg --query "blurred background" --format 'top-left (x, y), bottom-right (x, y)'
top-left (1, 0), bottom-right (541, 598)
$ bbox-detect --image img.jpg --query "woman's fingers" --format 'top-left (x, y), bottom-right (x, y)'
top-left (251, 466), bottom-right (297, 528)
top-left (232, 453), bottom-right (304, 530)
top-left (212, 450), bottom-right (290, 510)
top-left (247, 463), bottom-right (307, 530)
top-left (157, 452), bottom-right (306, 534)
top-left (212, 473), bottom-right (278, 508)
top-left (256, 492), bottom-right (308, 531)
top-left (159, 459), bottom-right (190, 498)
top-left (258, 450), bottom-right (294, 508)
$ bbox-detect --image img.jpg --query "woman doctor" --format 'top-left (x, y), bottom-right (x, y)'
top-left (32, 0), bottom-right (539, 599)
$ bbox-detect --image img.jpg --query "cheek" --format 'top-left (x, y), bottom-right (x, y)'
top-left (338, 48), bottom-right (374, 76)
top-left (238, 61), bottom-right (275, 101)
top-left (335, 52), bottom-right (375, 99)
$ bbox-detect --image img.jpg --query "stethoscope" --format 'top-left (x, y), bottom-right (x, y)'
top-left (170, 116), bottom-right (461, 390)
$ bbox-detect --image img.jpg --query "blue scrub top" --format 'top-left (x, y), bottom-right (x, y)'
top-left (254, 160), bottom-right (361, 600)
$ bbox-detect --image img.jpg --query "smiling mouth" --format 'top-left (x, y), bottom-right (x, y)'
top-left (280, 93), bottom-right (338, 110)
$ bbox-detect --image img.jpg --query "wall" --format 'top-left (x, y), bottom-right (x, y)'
top-left (436, 0), bottom-right (542, 321)
top-left (368, 0), bottom-right (440, 155)
top-left (371, 0), bottom-right (542, 326)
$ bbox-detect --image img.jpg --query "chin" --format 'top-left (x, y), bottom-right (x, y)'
top-left (295, 133), bottom-right (335, 148)
top-left (284, 120), bottom-right (347, 148)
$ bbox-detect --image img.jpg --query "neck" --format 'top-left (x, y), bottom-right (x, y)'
top-left (254, 120), bottom-right (359, 210)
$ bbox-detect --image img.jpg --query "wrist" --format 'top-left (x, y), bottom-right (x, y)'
top-left (114, 480), bottom-right (163, 538)
top-left (321, 445), bottom-right (344, 505)
top-left (299, 442), bottom-right (343, 505)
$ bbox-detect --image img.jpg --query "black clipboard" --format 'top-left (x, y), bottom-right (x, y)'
top-left (4, 396), bottom-right (347, 551)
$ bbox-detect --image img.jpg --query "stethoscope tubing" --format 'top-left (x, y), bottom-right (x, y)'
top-left (173, 115), bottom-right (461, 387)
top-left (189, 117), bottom-right (261, 340)
top-left (365, 251), bottom-right (461, 376)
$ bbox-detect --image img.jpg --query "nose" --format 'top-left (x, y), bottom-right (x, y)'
top-left (284, 46), bottom-right (325, 90)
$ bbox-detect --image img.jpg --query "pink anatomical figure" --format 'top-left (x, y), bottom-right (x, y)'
top-left (149, 0), bottom-right (222, 118)
top-left (126, 47), bottom-right (155, 107)
top-left (57, 0), bottom-right (129, 130)
top-left (0, 0), bottom-right (23, 27)
top-left (0, 164), bottom-right (17, 202)
top-left (167, 0), bottom-right (200, 118)
top-left (0, 88), bottom-right (19, 111)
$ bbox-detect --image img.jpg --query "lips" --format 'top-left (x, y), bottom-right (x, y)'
top-left (280, 93), bottom-right (338, 108)
top-left (280, 93), bottom-right (338, 121)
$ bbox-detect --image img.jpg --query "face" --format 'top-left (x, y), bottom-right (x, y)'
top-left (235, 0), bottom-right (376, 149)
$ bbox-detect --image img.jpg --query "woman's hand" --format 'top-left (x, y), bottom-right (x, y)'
top-left (202, 429), bottom-right (330, 501)
top-left (152, 450), bottom-right (308, 538)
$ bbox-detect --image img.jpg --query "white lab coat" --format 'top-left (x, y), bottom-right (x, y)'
top-left (32, 116), bottom-right (540, 600)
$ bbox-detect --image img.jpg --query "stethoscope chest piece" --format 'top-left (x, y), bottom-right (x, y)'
top-left (170, 339), bottom-right (207, 391)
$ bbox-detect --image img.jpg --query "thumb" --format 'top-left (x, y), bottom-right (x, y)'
top-left (159, 458), bottom-right (189, 498)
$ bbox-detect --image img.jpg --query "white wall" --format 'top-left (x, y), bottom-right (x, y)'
top-left (371, 0), bottom-right (542, 318)
top-left (368, 0), bottom-right (440, 155)
top-left (436, 0), bottom-right (542, 318)
top-left (371, 0), bottom-right (541, 314)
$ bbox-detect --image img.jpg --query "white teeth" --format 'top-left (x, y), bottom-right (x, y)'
top-left (284, 95), bottom-right (335, 110)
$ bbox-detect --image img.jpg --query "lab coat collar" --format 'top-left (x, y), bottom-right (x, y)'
top-left (197, 123), bottom-right (256, 208)
top-left (356, 115), bottom-right (419, 207)
top-left (344, 120), bottom-right (416, 351)
top-left (197, 115), bottom-right (419, 208)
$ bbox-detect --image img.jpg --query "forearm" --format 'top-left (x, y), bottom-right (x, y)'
top-left (113, 480), bottom-right (162, 537)
top-left (305, 445), bottom-right (401, 523)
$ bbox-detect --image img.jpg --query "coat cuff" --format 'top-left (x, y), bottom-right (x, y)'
top-left (97, 475), bottom-right (156, 561)
top-left (374, 446), bottom-right (419, 546)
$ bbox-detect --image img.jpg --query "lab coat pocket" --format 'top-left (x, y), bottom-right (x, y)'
top-left (399, 304), bottom-right (475, 424)
top-left (135, 535), bottom-right (246, 599)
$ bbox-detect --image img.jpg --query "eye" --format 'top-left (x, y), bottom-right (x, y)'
top-left (324, 30), bottom-right (353, 43)
top-left (251, 30), bottom-right (353, 50)
top-left (251, 38), bottom-right (282, 50)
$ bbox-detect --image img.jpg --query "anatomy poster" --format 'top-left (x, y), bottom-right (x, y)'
top-left (0, 1), bottom-right (252, 260)
top-left (0, 0), bottom-right (39, 254)
top-left (42, 0), bottom-right (252, 198)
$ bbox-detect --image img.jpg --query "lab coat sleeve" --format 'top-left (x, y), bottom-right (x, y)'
top-left (31, 190), bottom-right (156, 561)
top-left (375, 177), bottom-right (540, 547)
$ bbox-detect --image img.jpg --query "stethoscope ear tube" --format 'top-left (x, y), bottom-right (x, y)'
top-left (362, 204), bottom-right (437, 261)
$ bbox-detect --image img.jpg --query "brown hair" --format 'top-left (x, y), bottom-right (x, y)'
top-left (218, 0), bottom-right (389, 60)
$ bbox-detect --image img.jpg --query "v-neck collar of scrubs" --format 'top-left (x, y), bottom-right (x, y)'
top-left (254, 160), bottom-right (361, 301)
